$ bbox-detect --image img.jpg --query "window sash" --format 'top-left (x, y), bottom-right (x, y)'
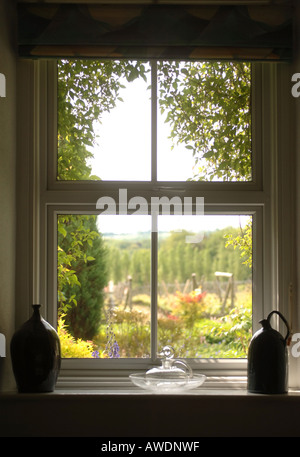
top-left (47, 205), bottom-right (262, 363)
top-left (49, 59), bottom-right (260, 189)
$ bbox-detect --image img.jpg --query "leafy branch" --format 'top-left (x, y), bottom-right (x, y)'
top-left (225, 219), bottom-right (252, 269)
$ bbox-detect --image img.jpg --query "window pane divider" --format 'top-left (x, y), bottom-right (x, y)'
top-left (151, 59), bottom-right (157, 183)
top-left (151, 226), bottom-right (158, 362)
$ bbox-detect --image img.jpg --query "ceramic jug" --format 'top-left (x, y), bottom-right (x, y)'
top-left (247, 310), bottom-right (290, 394)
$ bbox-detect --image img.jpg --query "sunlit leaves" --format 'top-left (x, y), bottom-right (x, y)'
top-left (225, 220), bottom-right (252, 269)
top-left (57, 215), bottom-right (101, 313)
top-left (157, 61), bottom-right (252, 181)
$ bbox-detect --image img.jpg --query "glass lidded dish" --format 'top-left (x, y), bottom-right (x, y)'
top-left (129, 346), bottom-right (206, 393)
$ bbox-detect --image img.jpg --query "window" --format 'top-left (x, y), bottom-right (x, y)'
top-left (24, 58), bottom-right (293, 387)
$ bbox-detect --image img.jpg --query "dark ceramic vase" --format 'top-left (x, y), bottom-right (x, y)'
top-left (247, 310), bottom-right (290, 394)
top-left (10, 304), bottom-right (61, 393)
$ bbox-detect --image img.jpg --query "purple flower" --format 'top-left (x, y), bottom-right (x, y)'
top-left (109, 341), bottom-right (120, 358)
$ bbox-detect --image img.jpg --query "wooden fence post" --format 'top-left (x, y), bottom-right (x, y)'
top-left (192, 273), bottom-right (197, 290)
top-left (124, 275), bottom-right (133, 310)
top-left (214, 271), bottom-right (234, 312)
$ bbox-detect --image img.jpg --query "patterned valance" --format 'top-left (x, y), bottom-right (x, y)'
top-left (17, 3), bottom-right (293, 61)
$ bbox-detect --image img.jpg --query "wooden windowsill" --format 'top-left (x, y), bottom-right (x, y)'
top-left (1, 387), bottom-right (300, 437)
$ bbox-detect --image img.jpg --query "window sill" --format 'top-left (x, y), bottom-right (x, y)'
top-left (1, 383), bottom-right (300, 437)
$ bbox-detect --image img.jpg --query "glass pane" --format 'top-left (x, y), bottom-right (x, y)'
top-left (157, 215), bottom-right (252, 358)
top-left (57, 214), bottom-right (151, 358)
top-left (57, 60), bottom-right (151, 181)
top-left (157, 61), bottom-right (252, 182)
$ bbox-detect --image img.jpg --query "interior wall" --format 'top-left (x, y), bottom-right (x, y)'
top-left (0, 0), bottom-right (17, 391)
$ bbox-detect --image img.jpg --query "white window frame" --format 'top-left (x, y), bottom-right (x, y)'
top-left (16, 59), bottom-right (296, 389)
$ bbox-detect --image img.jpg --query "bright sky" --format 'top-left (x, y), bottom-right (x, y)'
top-left (97, 214), bottom-right (250, 238)
top-left (88, 71), bottom-right (195, 181)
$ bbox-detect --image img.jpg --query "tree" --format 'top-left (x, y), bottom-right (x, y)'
top-left (57, 215), bottom-right (99, 313)
top-left (157, 61), bottom-right (252, 181)
top-left (58, 215), bottom-right (108, 340)
top-left (156, 228), bottom-right (251, 284)
top-left (225, 219), bottom-right (252, 269)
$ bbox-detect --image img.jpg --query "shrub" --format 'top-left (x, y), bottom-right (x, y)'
top-left (172, 289), bottom-right (206, 328)
top-left (58, 215), bottom-right (108, 341)
top-left (199, 303), bottom-right (252, 357)
top-left (58, 315), bottom-right (104, 358)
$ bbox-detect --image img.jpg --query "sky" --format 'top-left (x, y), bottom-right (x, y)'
top-left (96, 214), bottom-right (250, 238)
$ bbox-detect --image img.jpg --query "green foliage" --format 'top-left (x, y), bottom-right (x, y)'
top-left (104, 238), bottom-right (151, 286)
top-left (158, 288), bottom-right (252, 358)
top-left (104, 226), bottom-right (251, 291)
top-left (158, 61), bottom-right (252, 181)
top-left (57, 315), bottom-right (100, 358)
top-left (158, 228), bottom-right (251, 284)
top-left (58, 215), bottom-right (108, 340)
top-left (225, 219), bottom-right (252, 269)
top-left (57, 215), bottom-right (101, 312)
top-left (94, 286), bottom-right (252, 358)
top-left (95, 308), bottom-right (151, 358)
top-left (201, 303), bottom-right (252, 357)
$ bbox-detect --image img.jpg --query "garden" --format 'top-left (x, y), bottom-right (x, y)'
top-left (57, 230), bottom-right (253, 360)
top-left (94, 283), bottom-right (252, 359)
